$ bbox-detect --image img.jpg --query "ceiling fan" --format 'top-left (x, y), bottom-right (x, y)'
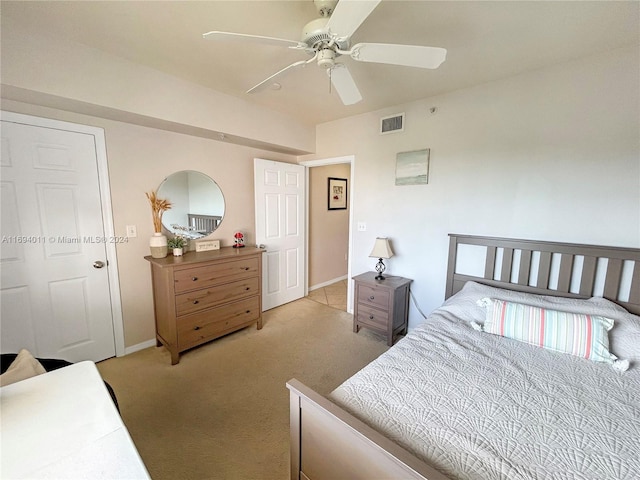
top-left (203, 0), bottom-right (446, 105)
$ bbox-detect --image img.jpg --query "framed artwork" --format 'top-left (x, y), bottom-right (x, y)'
top-left (328, 177), bottom-right (347, 210)
top-left (395, 148), bottom-right (430, 185)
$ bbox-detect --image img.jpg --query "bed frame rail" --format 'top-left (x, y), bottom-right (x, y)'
top-left (287, 379), bottom-right (449, 480)
top-left (445, 234), bottom-right (640, 315)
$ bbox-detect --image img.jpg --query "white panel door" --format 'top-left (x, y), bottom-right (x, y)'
top-left (254, 158), bottom-right (305, 310)
top-left (0, 119), bottom-right (116, 362)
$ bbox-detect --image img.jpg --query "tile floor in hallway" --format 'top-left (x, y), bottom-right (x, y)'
top-left (306, 279), bottom-right (348, 311)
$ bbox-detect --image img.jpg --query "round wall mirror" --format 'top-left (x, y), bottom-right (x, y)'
top-left (157, 170), bottom-right (225, 238)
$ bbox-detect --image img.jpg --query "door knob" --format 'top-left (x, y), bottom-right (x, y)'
top-left (93, 261), bottom-right (106, 269)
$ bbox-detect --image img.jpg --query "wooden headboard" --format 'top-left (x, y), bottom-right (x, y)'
top-left (445, 234), bottom-right (640, 315)
top-left (188, 213), bottom-right (222, 233)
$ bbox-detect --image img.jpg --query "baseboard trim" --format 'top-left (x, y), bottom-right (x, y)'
top-left (309, 275), bottom-right (348, 292)
top-left (122, 339), bottom-right (156, 356)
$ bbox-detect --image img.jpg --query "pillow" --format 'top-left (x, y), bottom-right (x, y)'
top-left (0, 349), bottom-right (47, 387)
top-left (478, 298), bottom-right (628, 371)
top-left (440, 281), bottom-right (640, 362)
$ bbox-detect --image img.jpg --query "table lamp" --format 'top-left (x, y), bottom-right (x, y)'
top-left (369, 237), bottom-right (394, 280)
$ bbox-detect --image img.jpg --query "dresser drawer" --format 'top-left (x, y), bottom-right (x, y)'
top-left (357, 284), bottom-right (389, 311)
top-left (356, 304), bottom-right (388, 330)
top-left (177, 297), bottom-right (260, 350)
top-left (173, 257), bottom-right (259, 293)
top-left (175, 277), bottom-right (259, 316)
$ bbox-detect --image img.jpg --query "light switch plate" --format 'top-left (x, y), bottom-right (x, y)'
top-left (195, 239), bottom-right (220, 252)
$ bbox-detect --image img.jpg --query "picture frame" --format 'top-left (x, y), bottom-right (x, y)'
top-left (395, 148), bottom-right (430, 185)
top-left (328, 177), bottom-right (347, 210)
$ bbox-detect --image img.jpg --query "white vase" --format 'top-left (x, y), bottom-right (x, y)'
top-left (173, 247), bottom-right (183, 256)
top-left (150, 232), bottom-right (168, 258)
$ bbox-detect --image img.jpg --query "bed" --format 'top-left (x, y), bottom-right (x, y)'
top-left (287, 234), bottom-right (640, 480)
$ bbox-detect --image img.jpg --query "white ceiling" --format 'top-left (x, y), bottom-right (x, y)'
top-left (2, 1), bottom-right (638, 126)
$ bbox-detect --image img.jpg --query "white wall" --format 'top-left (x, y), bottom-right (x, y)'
top-left (306, 45), bottom-right (640, 329)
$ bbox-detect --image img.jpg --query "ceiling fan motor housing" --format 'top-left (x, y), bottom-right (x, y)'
top-left (302, 17), bottom-right (349, 51)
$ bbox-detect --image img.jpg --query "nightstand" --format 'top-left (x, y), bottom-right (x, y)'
top-left (352, 272), bottom-right (413, 346)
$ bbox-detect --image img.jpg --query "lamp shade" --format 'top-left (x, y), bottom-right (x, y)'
top-left (369, 237), bottom-right (394, 259)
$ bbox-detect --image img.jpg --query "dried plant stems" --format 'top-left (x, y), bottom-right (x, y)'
top-left (146, 190), bottom-right (172, 233)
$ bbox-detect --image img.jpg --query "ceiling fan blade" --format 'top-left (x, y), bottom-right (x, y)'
top-left (350, 43), bottom-right (447, 69)
top-left (326, 0), bottom-right (381, 41)
top-left (246, 59), bottom-right (311, 94)
top-left (329, 64), bottom-right (362, 105)
top-left (203, 31), bottom-right (306, 50)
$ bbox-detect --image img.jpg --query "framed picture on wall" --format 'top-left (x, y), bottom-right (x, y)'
top-left (328, 177), bottom-right (347, 210)
top-left (396, 148), bottom-right (430, 185)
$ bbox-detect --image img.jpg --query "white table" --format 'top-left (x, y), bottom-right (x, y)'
top-left (1, 361), bottom-right (150, 479)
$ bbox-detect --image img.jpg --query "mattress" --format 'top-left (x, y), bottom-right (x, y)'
top-left (330, 282), bottom-right (640, 480)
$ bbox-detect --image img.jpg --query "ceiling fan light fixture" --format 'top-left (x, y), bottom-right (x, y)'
top-left (317, 48), bottom-right (336, 68)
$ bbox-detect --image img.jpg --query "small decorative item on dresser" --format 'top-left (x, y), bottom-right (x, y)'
top-left (145, 189), bottom-right (172, 258)
top-left (195, 239), bottom-right (220, 252)
top-left (167, 236), bottom-right (187, 256)
top-left (233, 231), bottom-right (245, 248)
top-left (369, 237), bottom-right (394, 280)
top-left (149, 233), bottom-right (168, 259)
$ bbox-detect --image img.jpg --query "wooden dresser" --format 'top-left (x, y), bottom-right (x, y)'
top-left (352, 272), bottom-right (413, 346)
top-left (145, 247), bottom-right (264, 364)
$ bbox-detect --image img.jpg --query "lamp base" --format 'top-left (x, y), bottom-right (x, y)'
top-left (374, 258), bottom-right (386, 280)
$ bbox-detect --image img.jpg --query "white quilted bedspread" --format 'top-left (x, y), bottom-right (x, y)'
top-left (330, 287), bottom-right (640, 480)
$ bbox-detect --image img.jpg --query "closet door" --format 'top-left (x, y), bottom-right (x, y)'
top-left (1, 117), bottom-right (116, 362)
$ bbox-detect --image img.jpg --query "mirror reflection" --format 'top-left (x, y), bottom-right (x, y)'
top-left (157, 170), bottom-right (225, 239)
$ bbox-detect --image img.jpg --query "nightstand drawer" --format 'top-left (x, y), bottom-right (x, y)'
top-left (357, 284), bottom-right (389, 311)
top-left (356, 304), bottom-right (387, 330)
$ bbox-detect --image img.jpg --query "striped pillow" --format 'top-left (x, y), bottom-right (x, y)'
top-left (481, 298), bottom-right (626, 369)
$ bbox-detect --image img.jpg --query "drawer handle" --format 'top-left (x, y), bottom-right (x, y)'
top-left (369, 315), bottom-right (374, 320)
top-left (192, 277), bottom-right (198, 281)
top-left (369, 295), bottom-right (375, 300)
top-left (193, 300), bottom-right (199, 305)
top-left (242, 267), bottom-right (250, 271)
top-left (245, 287), bottom-right (250, 291)
top-left (194, 326), bottom-right (201, 331)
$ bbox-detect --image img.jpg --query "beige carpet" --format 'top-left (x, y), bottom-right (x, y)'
top-left (97, 298), bottom-right (389, 480)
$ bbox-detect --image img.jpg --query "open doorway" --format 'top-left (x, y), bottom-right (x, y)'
top-left (301, 156), bottom-right (355, 313)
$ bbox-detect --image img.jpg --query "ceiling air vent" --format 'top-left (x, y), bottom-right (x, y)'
top-left (380, 113), bottom-right (405, 135)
